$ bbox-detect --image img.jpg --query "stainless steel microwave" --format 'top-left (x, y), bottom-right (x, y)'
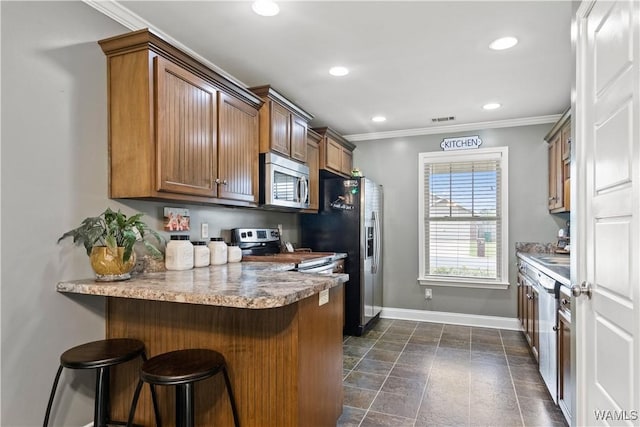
top-left (260, 152), bottom-right (310, 209)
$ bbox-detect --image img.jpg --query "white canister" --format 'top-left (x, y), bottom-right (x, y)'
top-left (208, 237), bottom-right (228, 265)
top-left (227, 243), bottom-right (242, 263)
top-left (192, 241), bottom-right (210, 267)
top-left (165, 235), bottom-right (194, 271)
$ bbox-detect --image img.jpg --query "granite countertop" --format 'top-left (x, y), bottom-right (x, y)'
top-left (57, 262), bottom-right (349, 309)
top-left (516, 243), bottom-right (570, 286)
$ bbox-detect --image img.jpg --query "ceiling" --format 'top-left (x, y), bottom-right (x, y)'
top-left (104, 1), bottom-right (573, 141)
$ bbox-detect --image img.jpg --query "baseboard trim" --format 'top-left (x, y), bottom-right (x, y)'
top-left (380, 307), bottom-right (520, 330)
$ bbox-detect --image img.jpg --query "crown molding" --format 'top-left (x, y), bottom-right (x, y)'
top-left (83, 0), bottom-right (248, 89)
top-left (344, 114), bottom-right (563, 142)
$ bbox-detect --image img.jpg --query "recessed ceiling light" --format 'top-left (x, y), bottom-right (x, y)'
top-left (483, 103), bottom-right (502, 110)
top-left (371, 116), bottom-right (386, 123)
top-left (489, 36), bottom-right (518, 50)
top-left (329, 66), bottom-right (349, 77)
top-left (252, 0), bottom-right (279, 17)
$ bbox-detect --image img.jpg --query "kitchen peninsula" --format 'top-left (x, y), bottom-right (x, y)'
top-left (57, 262), bottom-right (348, 427)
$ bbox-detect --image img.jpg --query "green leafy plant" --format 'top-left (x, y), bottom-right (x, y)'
top-left (58, 208), bottom-right (164, 262)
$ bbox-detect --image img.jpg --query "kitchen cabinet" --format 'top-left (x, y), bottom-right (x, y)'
top-left (250, 85), bottom-right (313, 163)
top-left (304, 129), bottom-right (321, 212)
top-left (557, 287), bottom-right (572, 424)
top-left (312, 127), bottom-right (356, 178)
top-left (517, 270), bottom-right (538, 362)
top-left (545, 109), bottom-right (571, 213)
top-left (99, 29), bottom-right (262, 207)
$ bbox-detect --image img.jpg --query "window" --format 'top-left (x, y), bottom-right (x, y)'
top-left (418, 147), bottom-right (509, 288)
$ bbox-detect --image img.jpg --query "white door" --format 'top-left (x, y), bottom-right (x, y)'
top-left (575, 1), bottom-right (640, 426)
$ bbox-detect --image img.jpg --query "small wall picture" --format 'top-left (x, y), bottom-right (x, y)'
top-left (163, 207), bottom-right (190, 231)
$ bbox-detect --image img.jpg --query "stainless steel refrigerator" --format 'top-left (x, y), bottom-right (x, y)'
top-left (301, 177), bottom-right (383, 336)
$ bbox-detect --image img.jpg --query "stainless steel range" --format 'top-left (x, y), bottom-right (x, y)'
top-left (231, 228), bottom-right (340, 273)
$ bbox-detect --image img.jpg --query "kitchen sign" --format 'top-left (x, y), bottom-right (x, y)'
top-left (440, 135), bottom-right (483, 151)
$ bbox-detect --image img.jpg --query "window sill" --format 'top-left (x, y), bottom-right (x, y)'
top-left (418, 277), bottom-right (510, 290)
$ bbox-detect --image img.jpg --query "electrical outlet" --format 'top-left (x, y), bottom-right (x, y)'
top-left (201, 223), bottom-right (209, 239)
top-left (425, 288), bottom-right (433, 300)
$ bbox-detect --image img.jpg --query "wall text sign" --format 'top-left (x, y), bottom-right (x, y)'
top-left (441, 135), bottom-right (483, 151)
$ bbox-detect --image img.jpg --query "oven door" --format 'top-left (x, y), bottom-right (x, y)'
top-left (261, 152), bottom-right (309, 209)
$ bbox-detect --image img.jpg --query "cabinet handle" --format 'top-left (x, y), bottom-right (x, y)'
top-left (222, 179), bottom-right (228, 186)
top-left (552, 325), bottom-right (559, 331)
top-left (215, 178), bottom-right (221, 185)
top-left (561, 298), bottom-right (569, 306)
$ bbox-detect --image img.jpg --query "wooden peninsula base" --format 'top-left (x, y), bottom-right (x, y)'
top-left (106, 284), bottom-right (344, 427)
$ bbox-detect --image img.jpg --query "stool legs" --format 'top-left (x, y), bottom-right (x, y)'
top-left (43, 365), bottom-right (64, 427)
top-left (221, 366), bottom-right (240, 427)
top-left (127, 380), bottom-right (162, 427)
top-left (94, 367), bottom-right (110, 427)
top-left (128, 367), bottom-right (240, 427)
top-left (175, 383), bottom-right (194, 427)
top-left (44, 348), bottom-right (160, 427)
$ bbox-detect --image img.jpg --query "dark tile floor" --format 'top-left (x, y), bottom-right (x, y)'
top-left (338, 319), bottom-right (568, 427)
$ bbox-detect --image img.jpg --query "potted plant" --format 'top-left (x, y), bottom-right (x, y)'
top-left (58, 208), bottom-right (165, 281)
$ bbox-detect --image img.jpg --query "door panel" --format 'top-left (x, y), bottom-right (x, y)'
top-left (576, 0), bottom-right (640, 425)
top-left (218, 92), bottom-right (259, 203)
top-left (155, 56), bottom-right (217, 197)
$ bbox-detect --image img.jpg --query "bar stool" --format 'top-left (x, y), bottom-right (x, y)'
top-left (127, 348), bottom-right (240, 427)
top-left (43, 338), bottom-right (160, 427)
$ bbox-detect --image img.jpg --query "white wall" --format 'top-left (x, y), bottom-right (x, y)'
top-left (0, 2), bottom-right (297, 425)
top-left (353, 125), bottom-right (566, 318)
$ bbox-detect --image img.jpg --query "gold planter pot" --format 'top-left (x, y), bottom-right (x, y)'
top-left (90, 246), bottom-right (136, 281)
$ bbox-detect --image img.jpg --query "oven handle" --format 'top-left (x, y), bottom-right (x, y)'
top-left (298, 261), bottom-right (337, 274)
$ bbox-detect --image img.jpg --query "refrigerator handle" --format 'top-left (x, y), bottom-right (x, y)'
top-left (372, 211), bottom-right (380, 274)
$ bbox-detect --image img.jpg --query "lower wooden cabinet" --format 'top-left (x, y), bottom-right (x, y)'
top-left (106, 285), bottom-right (345, 426)
top-left (517, 272), bottom-right (539, 362)
top-left (557, 288), bottom-right (572, 424)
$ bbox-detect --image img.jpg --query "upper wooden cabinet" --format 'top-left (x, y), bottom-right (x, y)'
top-left (99, 29), bottom-right (262, 207)
top-left (545, 108), bottom-right (571, 213)
top-left (250, 85), bottom-right (313, 163)
top-left (312, 127), bottom-right (356, 178)
top-left (304, 129), bottom-right (322, 213)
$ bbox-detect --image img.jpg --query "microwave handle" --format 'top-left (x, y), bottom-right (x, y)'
top-left (300, 178), bottom-right (309, 205)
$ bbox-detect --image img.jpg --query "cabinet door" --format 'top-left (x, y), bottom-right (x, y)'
top-left (561, 120), bottom-right (571, 161)
top-left (528, 284), bottom-right (539, 361)
top-left (155, 56), bottom-right (217, 197)
top-left (517, 274), bottom-right (525, 329)
top-left (270, 102), bottom-right (290, 157)
top-left (290, 115), bottom-right (307, 163)
top-left (326, 137), bottom-right (343, 172)
top-left (341, 148), bottom-right (353, 175)
top-left (218, 92), bottom-right (259, 203)
top-left (557, 309), bottom-right (572, 421)
top-left (306, 139), bottom-right (319, 211)
top-left (548, 134), bottom-right (565, 211)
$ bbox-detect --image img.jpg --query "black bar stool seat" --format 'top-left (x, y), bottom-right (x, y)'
top-left (44, 338), bottom-right (160, 427)
top-left (128, 349), bottom-right (240, 427)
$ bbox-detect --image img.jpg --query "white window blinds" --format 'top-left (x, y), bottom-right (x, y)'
top-left (418, 148), bottom-right (509, 287)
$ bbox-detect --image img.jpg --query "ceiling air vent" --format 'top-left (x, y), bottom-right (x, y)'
top-left (431, 116), bottom-right (456, 123)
